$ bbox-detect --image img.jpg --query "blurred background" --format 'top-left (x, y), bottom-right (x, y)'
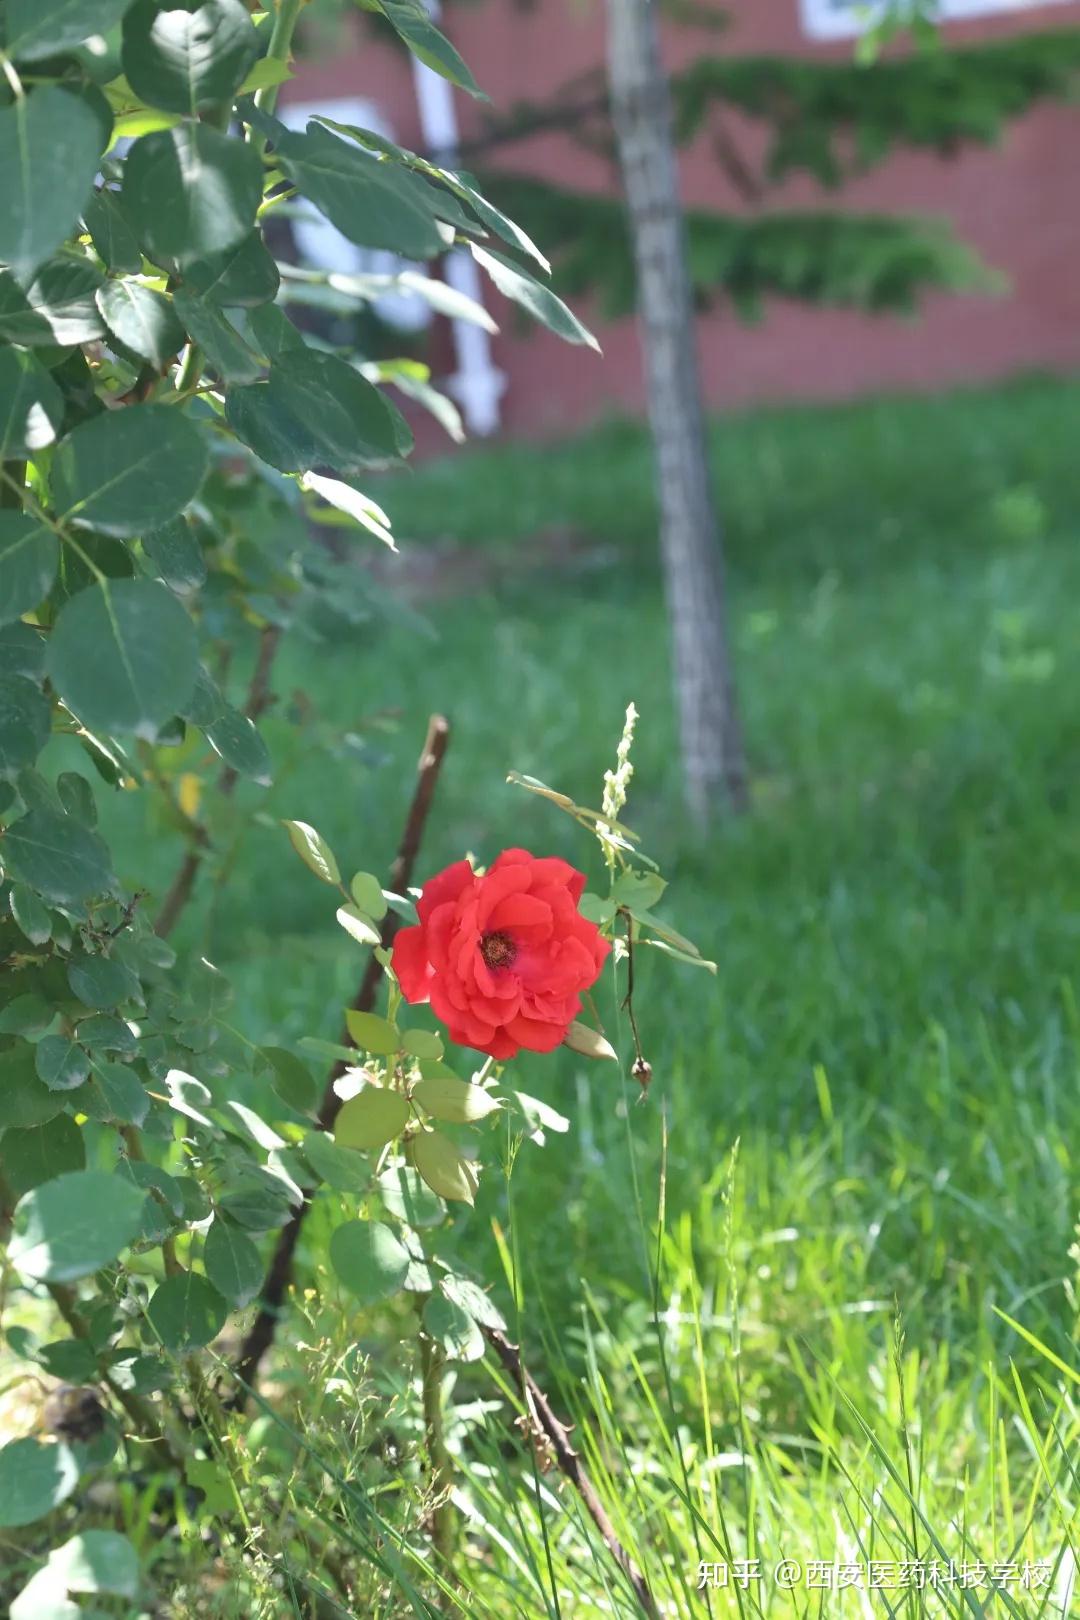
top-left (276, 0), bottom-right (1080, 439)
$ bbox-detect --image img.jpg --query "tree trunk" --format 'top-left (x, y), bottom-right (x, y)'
top-left (605, 0), bottom-right (748, 821)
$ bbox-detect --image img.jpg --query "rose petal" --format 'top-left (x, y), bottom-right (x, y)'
top-left (417, 859), bottom-right (475, 924)
top-left (392, 925), bottom-right (432, 1003)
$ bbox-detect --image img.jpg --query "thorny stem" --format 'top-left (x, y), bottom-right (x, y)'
top-left (484, 1325), bottom-right (660, 1620)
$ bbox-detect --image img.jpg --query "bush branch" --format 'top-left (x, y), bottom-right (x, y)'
top-left (232, 714), bottom-right (451, 1391)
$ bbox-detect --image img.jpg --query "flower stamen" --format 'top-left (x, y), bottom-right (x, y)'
top-left (480, 930), bottom-right (516, 970)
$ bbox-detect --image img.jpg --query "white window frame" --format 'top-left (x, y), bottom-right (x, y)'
top-left (800, 0), bottom-right (1072, 41)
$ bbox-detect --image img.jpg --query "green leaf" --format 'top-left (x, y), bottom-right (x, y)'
top-left (0, 347), bottom-right (63, 457)
top-left (2, 808), bottom-right (114, 904)
top-left (401, 1023), bottom-right (443, 1062)
top-left (56, 772), bottom-right (97, 825)
top-left (376, 1164), bottom-right (445, 1227)
top-left (80, 1014), bottom-right (138, 1054)
top-left (444, 167), bottom-right (549, 272)
top-left (238, 55), bottom-right (293, 94)
top-left (228, 348), bottom-right (402, 475)
top-left (0, 992), bottom-right (51, 1035)
top-left (47, 579), bottom-right (199, 739)
top-left (0, 1115), bottom-right (86, 1198)
top-left (143, 516), bottom-right (207, 592)
top-left (10, 882), bottom-right (51, 944)
top-left (0, 621), bottom-right (46, 680)
top-left (562, 1020), bottom-right (618, 1061)
top-left (67, 952), bottom-right (141, 1010)
top-left (8, 1169), bottom-right (147, 1282)
top-left (299, 471), bottom-right (396, 548)
top-left (204, 1216), bottom-right (263, 1307)
top-left (146, 1268), bottom-right (227, 1349)
top-left (0, 513), bottom-right (59, 625)
top-left (578, 891), bottom-right (616, 925)
top-left (122, 0), bottom-right (259, 116)
top-left (336, 904), bottom-right (381, 947)
top-left (334, 1086), bottom-right (410, 1150)
top-left (5, 0), bottom-right (136, 62)
top-left (0, 1437), bottom-right (78, 1529)
top-left (508, 1088), bottom-right (573, 1140)
top-left (172, 287), bottom-right (263, 383)
top-left (82, 1059), bottom-right (150, 1126)
top-left (39, 1530), bottom-right (139, 1599)
top-left (409, 1130), bottom-right (479, 1205)
top-left (123, 124), bottom-right (263, 264)
top-left (282, 818), bottom-right (340, 885)
top-left (471, 243), bottom-right (600, 351)
top-left (0, 673), bottom-right (51, 778)
top-left (412, 1074), bottom-right (500, 1124)
top-left (38, 1339), bottom-right (98, 1382)
top-left (301, 1130), bottom-right (370, 1193)
top-left (35, 1035), bottom-right (91, 1092)
top-left (329, 1218), bottom-right (409, 1305)
top-left (369, 0), bottom-right (483, 97)
top-left (83, 187), bottom-right (142, 274)
top-left (441, 1271), bottom-right (507, 1330)
top-left (180, 231), bottom-right (280, 306)
top-left (611, 870), bottom-right (668, 911)
top-left (277, 123), bottom-right (447, 259)
top-left (247, 300), bottom-right (303, 360)
top-left (205, 703), bottom-right (271, 782)
top-left (423, 1290), bottom-right (484, 1362)
top-left (0, 87), bottom-right (106, 275)
top-left (259, 1045), bottom-right (316, 1114)
top-left (217, 1173), bottom-right (291, 1231)
top-left (344, 1009), bottom-right (399, 1055)
top-left (164, 1067), bottom-right (214, 1125)
top-left (96, 278), bottom-right (185, 368)
top-left (0, 259), bottom-right (105, 347)
top-left (52, 403), bottom-right (208, 537)
top-left (348, 870), bottom-right (388, 920)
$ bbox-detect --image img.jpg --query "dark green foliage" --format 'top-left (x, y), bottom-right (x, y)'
top-left (470, 23), bottom-right (1080, 317)
top-left (478, 173), bottom-right (994, 319)
top-left (674, 29), bottom-right (1080, 185)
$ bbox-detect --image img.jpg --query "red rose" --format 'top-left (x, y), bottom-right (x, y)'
top-left (392, 848), bottom-right (611, 1059)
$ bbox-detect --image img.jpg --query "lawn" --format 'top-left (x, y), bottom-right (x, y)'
top-left (98, 372), bottom-right (1080, 1615)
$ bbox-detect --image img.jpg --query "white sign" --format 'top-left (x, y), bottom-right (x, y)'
top-left (800, 0), bottom-right (1071, 41)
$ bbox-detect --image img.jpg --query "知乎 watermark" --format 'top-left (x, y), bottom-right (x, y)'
top-left (696, 1559), bottom-right (1055, 1593)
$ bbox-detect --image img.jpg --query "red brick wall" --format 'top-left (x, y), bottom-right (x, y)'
top-left (284, 0), bottom-right (1080, 439)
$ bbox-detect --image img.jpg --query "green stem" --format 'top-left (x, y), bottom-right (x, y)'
top-left (418, 1315), bottom-right (455, 1567)
top-left (174, 340), bottom-right (204, 399)
top-left (250, 0), bottom-right (306, 155)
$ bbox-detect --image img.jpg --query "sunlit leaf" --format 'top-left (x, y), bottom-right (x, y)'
top-left (329, 1218), bottom-right (410, 1304)
top-left (8, 1170), bottom-right (147, 1282)
top-left (0, 87), bottom-right (105, 274)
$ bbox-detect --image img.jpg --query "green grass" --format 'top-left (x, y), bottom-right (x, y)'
top-left (97, 371), bottom-right (1080, 1614)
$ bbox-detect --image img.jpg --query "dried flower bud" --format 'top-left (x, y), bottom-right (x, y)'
top-left (43, 1385), bottom-right (106, 1444)
top-left (632, 1057), bottom-right (652, 1093)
